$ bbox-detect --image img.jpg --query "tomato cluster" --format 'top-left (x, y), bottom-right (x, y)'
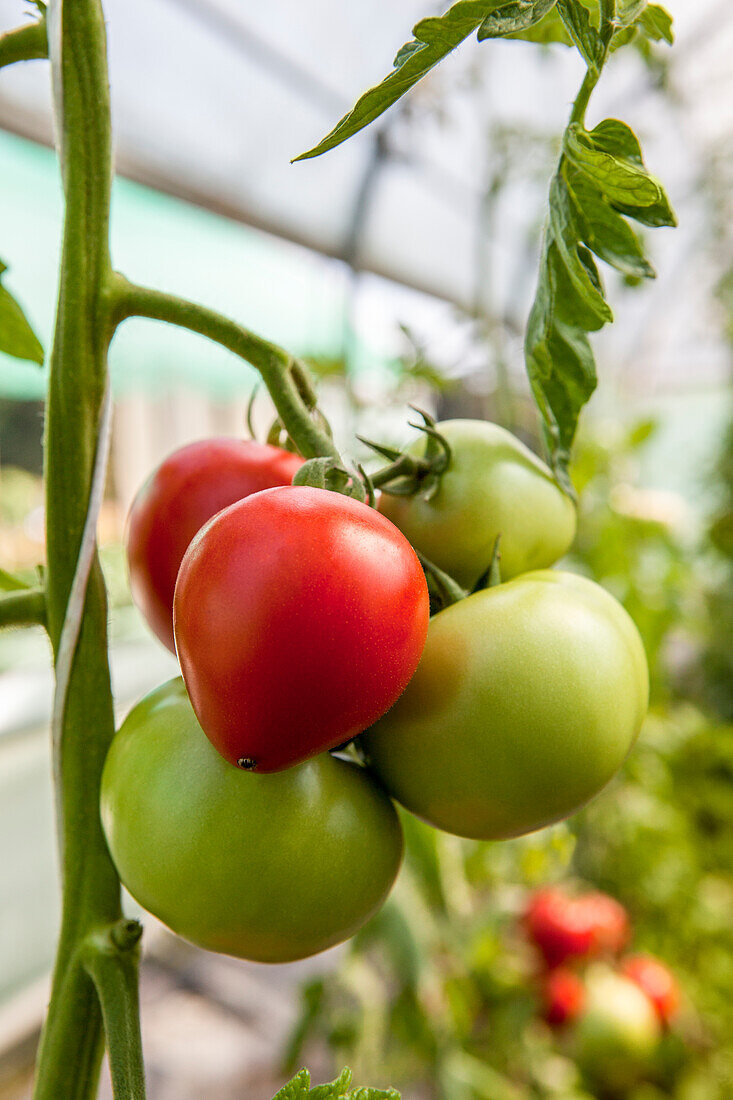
top-left (523, 885), bottom-right (680, 1089)
top-left (104, 419), bottom-right (651, 963)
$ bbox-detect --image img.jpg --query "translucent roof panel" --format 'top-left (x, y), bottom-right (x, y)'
top-left (0, 0), bottom-right (732, 395)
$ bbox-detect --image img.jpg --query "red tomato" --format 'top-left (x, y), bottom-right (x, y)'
top-left (126, 438), bottom-right (303, 651)
top-left (621, 955), bottom-right (680, 1025)
top-left (579, 892), bottom-right (630, 956)
top-left (526, 888), bottom-right (629, 968)
top-left (174, 485), bottom-right (430, 772)
top-left (541, 967), bottom-right (586, 1027)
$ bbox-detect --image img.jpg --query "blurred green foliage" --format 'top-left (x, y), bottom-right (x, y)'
top-left (699, 416), bottom-right (733, 721)
top-left (287, 419), bottom-right (733, 1099)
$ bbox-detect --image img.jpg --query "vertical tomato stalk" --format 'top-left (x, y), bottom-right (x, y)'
top-left (33, 2), bottom-right (145, 1098)
top-left (27, 4), bottom-right (351, 1095)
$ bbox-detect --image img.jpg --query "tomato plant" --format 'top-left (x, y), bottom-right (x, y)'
top-left (126, 438), bottom-right (303, 650)
top-left (101, 679), bottom-right (403, 961)
top-left (362, 570), bottom-right (648, 839)
top-left (174, 484), bottom-right (429, 771)
top-left (378, 419), bottom-right (577, 588)
top-left (0, 0), bottom-right (676, 1095)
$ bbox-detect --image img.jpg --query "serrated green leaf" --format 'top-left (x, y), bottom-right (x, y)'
top-left (295, 3), bottom-right (495, 160)
top-left (639, 4), bottom-right (673, 44)
top-left (612, 193), bottom-right (676, 228)
top-left (590, 118), bottom-right (644, 165)
top-left (549, 175), bottom-right (613, 328)
top-left (308, 1068), bottom-right (353, 1099)
top-left (295, 1), bottom-right (558, 161)
top-left (272, 1069), bottom-right (311, 1100)
top-left (508, 9), bottom-right (570, 43)
top-left (564, 165), bottom-right (655, 277)
top-left (477, 0), bottom-right (557, 40)
top-left (0, 261), bottom-right (44, 366)
top-left (609, 24), bottom-right (638, 52)
top-left (556, 0), bottom-right (602, 68)
top-left (564, 123), bottom-right (663, 207)
top-left (525, 245), bottom-right (598, 493)
top-left (616, 0), bottom-right (648, 28)
top-left (347, 1086), bottom-right (400, 1100)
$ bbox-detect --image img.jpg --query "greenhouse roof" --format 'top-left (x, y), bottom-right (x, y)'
top-left (1, 0), bottom-right (732, 400)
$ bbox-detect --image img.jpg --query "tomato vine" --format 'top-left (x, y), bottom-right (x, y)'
top-left (0, 1), bottom-right (676, 1097)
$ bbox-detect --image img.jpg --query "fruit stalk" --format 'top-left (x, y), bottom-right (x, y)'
top-left (33, 1), bottom-right (144, 1096)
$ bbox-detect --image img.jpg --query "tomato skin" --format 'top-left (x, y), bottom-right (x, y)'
top-left (541, 967), bottom-right (585, 1027)
top-left (362, 570), bottom-right (648, 840)
top-left (174, 485), bottom-right (429, 772)
top-left (126, 438), bottom-right (303, 651)
top-left (100, 679), bottom-right (403, 963)
top-left (378, 420), bottom-right (576, 589)
top-left (622, 955), bottom-right (680, 1025)
top-left (571, 965), bottom-right (661, 1089)
top-left (526, 888), bottom-right (630, 968)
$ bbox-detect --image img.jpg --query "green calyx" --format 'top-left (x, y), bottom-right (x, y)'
top-left (293, 457), bottom-right (368, 503)
top-left (361, 407), bottom-right (452, 500)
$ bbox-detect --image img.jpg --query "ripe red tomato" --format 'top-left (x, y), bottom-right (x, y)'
top-left (621, 955), bottom-right (680, 1025)
top-left (526, 887), bottom-right (629, 968)
top-left (174, 485), bottom-right (430, 772)
top-left (541, 967), bottom-right (585, 1027)
top-left (126, 438), bottom-right (303, 651)
top-left (580, 892), bottom-right (630, 956)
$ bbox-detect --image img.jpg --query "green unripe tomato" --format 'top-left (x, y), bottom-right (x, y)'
top-left (101, 680), bottom-right (403, 963)
top-left (572, 965), bottom-right (661, 1090)
top-left (378, 419), bottom-right (576, 588)
top-left (362, 571), bottom-right (648, 840)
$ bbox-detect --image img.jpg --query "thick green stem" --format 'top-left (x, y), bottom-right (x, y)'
top-left (0, 17), bottom-right (47, 69)
top-left (0, 587), bottom-right (46, 628)
top-left (109, 276), bottom-right (338, 461)
top-left (33, 2), bottom-right (140, 1098)
top-left (83, 922), bottom-right (145, 1100)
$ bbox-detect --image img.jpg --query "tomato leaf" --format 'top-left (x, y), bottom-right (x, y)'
top-left (616, 0), bottom-right (648, 28)
top-left (564, 124), bottom-right (664, 207)
top-left (638, 4), bottom-right (673, 44)
top-left (294, 1), bottom-right (559, 161)
top-left (477, 0), bottom-right (558, 39)
top-left (556, 0), bottom-right (603, 69)
top-left (0, 259), bottom-right (44, 365)
top-left (273, 1070), bottom-right (312, 1100)
top-left (565, 167), bottom-right (655, 278)
top-left (272, 1069), bottom-right (400, 1100)
top-left (526, 114), bottom-right (673, 491)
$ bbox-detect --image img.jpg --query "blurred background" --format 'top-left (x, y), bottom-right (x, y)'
top-left (0, 0), bottom-right (731, 1097)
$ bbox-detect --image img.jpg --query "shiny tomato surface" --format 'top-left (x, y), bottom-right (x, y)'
top-left (379, 419), bottom-right (576, 588)
top-left (126, 438), bottom-right (303, 650)
top-left (174, 485), bottom-right (429, 771)
top-left (101, 679), bottom-right (403, 962)
top-left (363, 570), bottom-right (648, 839)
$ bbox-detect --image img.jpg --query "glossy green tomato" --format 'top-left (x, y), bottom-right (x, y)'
top-left (362, 570), bottom-right (648, 840)
top-left (572, 965), bottom-right (661, 1090)
top-left (101, 680), bottom-right (403, 963)
top-left (378, 419), bottom-right (576, 588)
